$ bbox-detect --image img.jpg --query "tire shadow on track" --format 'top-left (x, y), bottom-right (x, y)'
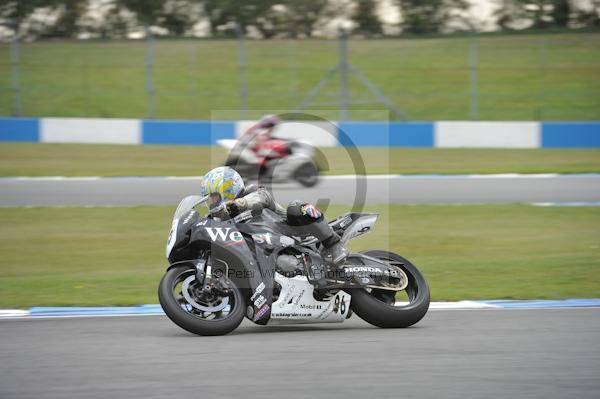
top-left (156, 317), bottom-right (430, 337)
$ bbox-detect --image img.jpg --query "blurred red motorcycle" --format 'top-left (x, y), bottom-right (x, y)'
top-left (218, 116), bottom-right (320, 187)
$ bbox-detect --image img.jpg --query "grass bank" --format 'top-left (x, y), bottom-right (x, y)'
top-left (0, 204), bottom-right (598, 307)
top-left (2, 142), bottom-right (599, 176)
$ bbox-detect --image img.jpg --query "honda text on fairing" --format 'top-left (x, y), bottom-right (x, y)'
top-left (159, 196), bottom-right (430, 336)
top-left (217, 123), bottom-right (321, 187)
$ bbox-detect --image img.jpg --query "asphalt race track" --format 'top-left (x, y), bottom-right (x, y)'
top-left (2, 175), bottom-right (599, 399)
top-left (1, 309), bottom-right (599, 399)
top-left (2, 174), bottom-right (600, 206)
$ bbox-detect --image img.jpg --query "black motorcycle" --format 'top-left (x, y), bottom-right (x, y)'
top-left (159, 196), bottom-right (430, 336)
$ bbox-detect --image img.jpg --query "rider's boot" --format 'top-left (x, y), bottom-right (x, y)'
top-left (320, 234), bottom-right (348, 268)
top-left (286, 201), bottom-right (349, 281)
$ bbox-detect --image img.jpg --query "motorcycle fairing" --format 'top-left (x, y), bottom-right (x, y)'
top-left (169, 216), bottom-right (272, 322)
top-left (269, 273), bottom-right (351, 324)
top-left (167, 204), bottom-right (403, 326)
top-left (342, 254), bottom-right (408, 291)
top-left (166, 210), bottom-right (201, 262)
top-left (329, 212), bottom-right (379, 245)
top-left (200, 212), bottom-right (299, 325)
top-left (236, 219), bottom-right (298, 324)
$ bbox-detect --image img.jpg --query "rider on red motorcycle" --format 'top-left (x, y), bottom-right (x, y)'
top-left (225, 114), bottom-right (320, 187)
top-left (239, 114), bottom-right (290, 159)
top-left (242, 114), bottom-right (280, 143)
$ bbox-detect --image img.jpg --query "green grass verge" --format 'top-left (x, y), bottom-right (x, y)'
top-left (0, 33), bottom-right (599, 120)
top-left (1, 204), bottom-right (598, 308)
top-left (2, 142), bottom-right (600, 176)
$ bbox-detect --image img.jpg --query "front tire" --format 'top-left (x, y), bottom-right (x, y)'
top-left (350, 250), bottom-right (430, 328)
top-left (158, 265), bottom-right (246, 336)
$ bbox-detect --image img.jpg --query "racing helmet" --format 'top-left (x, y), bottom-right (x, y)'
top-left (202, 166), bottom-right (245, 212)
top-left (258, 114), bottom-right (281, 128)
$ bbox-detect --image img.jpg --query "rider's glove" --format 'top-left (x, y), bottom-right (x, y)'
top-left (226, 198), bottom-right (248, 217)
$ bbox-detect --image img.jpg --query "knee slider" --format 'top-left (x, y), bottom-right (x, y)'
top-left (286, 202), bottom-right (323, 226)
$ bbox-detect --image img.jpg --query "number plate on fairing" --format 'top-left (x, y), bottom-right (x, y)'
top-left (269, 273), bottom-right (351, 324)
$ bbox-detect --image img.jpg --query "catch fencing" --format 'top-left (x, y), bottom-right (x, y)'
top-left (1, 32), bottom-right (599, 121)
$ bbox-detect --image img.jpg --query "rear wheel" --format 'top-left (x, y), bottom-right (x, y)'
top-left (158, 265), bottom-right (245, 336)
top-left (294, 161), bottom-right (319, 187)
top-left (258, 163), bottom-right (275, 187)
top-left (350, 250), bottom-right (430, 328)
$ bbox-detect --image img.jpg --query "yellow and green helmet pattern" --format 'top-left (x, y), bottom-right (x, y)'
top-left (202, 166), bottom-right (245, 205)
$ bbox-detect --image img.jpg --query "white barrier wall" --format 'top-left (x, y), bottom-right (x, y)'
top-left (236, 120), bottom-right (339, 147)
top-left (3, 117), bottom-right (596, 148)
top-left (435, 121), bottom-right (540, 148)
top-left (41, 118), bottom-right (141, 144)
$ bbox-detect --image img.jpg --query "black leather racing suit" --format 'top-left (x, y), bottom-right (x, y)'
top-left (216, 185), bottom-right (347, 265)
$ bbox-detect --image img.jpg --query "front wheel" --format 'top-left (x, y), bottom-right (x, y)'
top-left (158, 265), bottom-right (246, 336)
top-left (350, 250), bottom-right (430, 328)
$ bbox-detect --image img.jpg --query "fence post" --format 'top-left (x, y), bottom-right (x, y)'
top-left (237, 24), bottom-right (248, 120)
top-left (338, 29), bottom-right (350, 121)
top-left (287, 33), bottom-right (299, 98)
top-left (468, 32), bottom-right (479, 120)
top-left (145, 25), bottom-right (156, 119)
top-left (536, 35), bottom-right (546, 120)
top-left (10, 27), bottom-right (22, 117)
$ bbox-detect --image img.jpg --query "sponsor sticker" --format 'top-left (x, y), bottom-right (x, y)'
top-left (254, 295), bottom-right (267, 308)
top-left (339, 216), bottom-right (352, 228)
top-left (204, 227), bottom-right (243, 243)
top-left (254, 304), bottom-right (270, 320)
top-left (204, 228), bottom-right (276, 246)
top-left (182, 211), bottom-right (195, 224)
top-left (250, 282), bottom-right (266, 301)
top-left (271, 312), bottom-right (312, 318)
top-left (301, 204), bottom-right (321, 219)
top-left (293, 289), bottom-right (305, 305)
top-left (299, 304), bottom-right (322, 310)
top-left (344, 266), bottom-right (383, 274)
top-left (252, 232), bottom-right (273, 245)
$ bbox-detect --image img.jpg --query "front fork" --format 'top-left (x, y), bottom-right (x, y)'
top-left (195, 257), bottom-right (208, 288)
top-left (195, 254), bottom-right (232, 297)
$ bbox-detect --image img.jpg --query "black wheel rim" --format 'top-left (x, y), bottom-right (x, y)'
top-left (368, 256), bottom-right (420, 308)
top-left (296, 164), bottom-right (317, 185)
top-left (170, 268), bottom-right (238, 321)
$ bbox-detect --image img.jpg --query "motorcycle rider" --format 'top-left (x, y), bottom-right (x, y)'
top-left (202, 166), bottom-right (348, 267)
top-left (236, 114), bottom-right (283, 163)
top-left (241, 114), bottom-right (280, 146)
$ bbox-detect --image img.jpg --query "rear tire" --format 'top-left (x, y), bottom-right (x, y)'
top-left (258, 164), bottom-right (275, 187)
top-left (350, 250), bottom-right (430, 328)
top-left (294, 161), bottom-right (319, 187)
top-left (158, 265), bottom-right (246, 336)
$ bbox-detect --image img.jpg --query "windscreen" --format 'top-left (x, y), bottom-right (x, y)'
top-left (172, 195), bottom-right (208, 221)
